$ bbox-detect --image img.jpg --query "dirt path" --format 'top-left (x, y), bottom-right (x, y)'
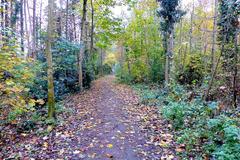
top-left (1, 76), bottom-right (177, 160)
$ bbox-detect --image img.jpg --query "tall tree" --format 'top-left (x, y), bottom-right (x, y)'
top-left (1, 0), bottom-right (5, 42)
top-left (46, 0), bottom-right (56, 118)
top-left (65, 0), bottom-right (69, 39)
top-left (210, 0), bottom-right (218, 72)
top-left (4, 0), bottom-right (9, 40)
top-left (157, 0), bottom-right (185, 89)
top-left (10, 0), bottom-right (20, 32)
top-left (24, 0), bottom-right (30, 54)
top-left (189, 2), bottom-right (194, 55)
top-left (204, 0), bottom-right (239, 106)
top-left (32, 0), bottom-right (36, 59)
top-left (90, 0), bottom-right (94, 55)
top-left (78, 0), bottom-right (88, 91)
top-left (20, 0), bottom-right (24, 52)
top-left (218, 0), bottom-right (239, 107)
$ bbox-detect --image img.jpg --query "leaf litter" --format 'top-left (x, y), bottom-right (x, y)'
top-left (0, 76), bottom-right (179, 159)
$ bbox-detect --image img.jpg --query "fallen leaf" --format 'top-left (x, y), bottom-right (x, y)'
top-left (73, 150), bottom-right (80, 154)
top-left (43, 142), bottom-right (48, 148)
top-left (107, 143), bottom-right (113, 148)
top-left (105, 153), bottom-right (114, 158)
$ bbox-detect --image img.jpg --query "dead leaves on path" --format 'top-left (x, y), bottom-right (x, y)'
top-left (111, 79), bottom-right (178, 159)
top-left (1, 76), bottom-right (179, 159)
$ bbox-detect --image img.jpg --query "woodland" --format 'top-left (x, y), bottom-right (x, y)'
top-left (0, 0), bottom-right (239, 159)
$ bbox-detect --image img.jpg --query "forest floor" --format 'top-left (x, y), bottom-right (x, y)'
top-left (1, 76), bottom-right (178, 160)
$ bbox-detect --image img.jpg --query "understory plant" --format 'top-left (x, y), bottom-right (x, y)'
top-left (134, 83), bottom-right (240, 159)
top-left (162, 97), bottom-right (240, 159)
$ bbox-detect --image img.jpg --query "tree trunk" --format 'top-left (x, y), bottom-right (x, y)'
top-left (100, 48), bottom-right (103, 76)
top-left (4, 0), bottom-right (9, 40)
top-left (165, 53), bottom-right (169, 87)
top-left (189, 2), bottom-right (194, 55)
top-left (165, 31), bottom-right (173, 89)
top-left (24, 0), bottom-right (30, 54)
top-left (65, 0), bottom-right (69, 39)
top-left (57, 15), bottom-right (62, 37)
top-left (32, 0), bottom-right (36, 59)
top-left (73, 14), bottom-right (77, 40)
top-left (90, 0), bottom-right (94, 55)
top-left (78, 0), bottom-right (87, 91)
top-left (1, 0), bottom-right (5, 42)
top-left (178, 20), bottom-right (183, 70)
top-left (10, 0), bottom-right (13, 28)
top-left (204, 35), bottom-right (226, 101)
top-left (211, 0), bottom-right (218, 72)
top-left (20, 0), bottom-right (24, 52)
top-left (182, 43), bottom-right (188, 72)
top-left (26, 0), bottom-right (32, 56)
top-left (233, 31), bottom-right (238, 108)
top-left (46, 0), bottom-right (56, 119)
top-left (39, 0), bottom-right (42, 47)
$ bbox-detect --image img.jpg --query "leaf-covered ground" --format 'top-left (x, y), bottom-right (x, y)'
top-left (1, 76), bottom-right (178, 159)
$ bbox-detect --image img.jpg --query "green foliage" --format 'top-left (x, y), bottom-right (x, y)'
top-left (0, 43), bottom-right (41, 122)
top-left (149, 52), bottom-right (165, 82)
top-left (134, 83), bottom-right (240, 159)
top-left (177, 55), bottom-right (205, 85)
top-left (115, 63), bottom-right (133, 84)
top-left (30, 38), bottom-right (83, 101)
top-left (161, 96), bottom-right (240, 159)
top-left (132, 84), bottom-right (160, 106)
top-left (162, 102), bottom-right (186, 129)
top-left (116, 1), bottom-right (165, 84)
top-left (157, 0), bottom-right (185, 34)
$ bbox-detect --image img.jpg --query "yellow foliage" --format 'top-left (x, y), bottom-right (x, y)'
top-left (0, 45), bottom-right (39, 121)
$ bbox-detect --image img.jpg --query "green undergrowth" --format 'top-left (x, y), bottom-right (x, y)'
top-left (12, 102), bottom-right (73, 135)
top-left (132, 83), bottom-right (240, 160)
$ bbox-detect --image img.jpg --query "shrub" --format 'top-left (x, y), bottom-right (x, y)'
top-left (0, 45), bottom-right (42, 122)
top-left (161, 98), bottom-right (240, 159)
top-left (177, 55), bottom-right (204, 85)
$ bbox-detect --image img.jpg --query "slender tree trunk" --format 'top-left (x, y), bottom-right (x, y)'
top-left (165, 31), bottom-right (173, 89)
top-left (32, 0), bottom-right (36, 59)
top-left (26, 0), bottom-right (32, 56)
top-left (211, 0), bottom-right (218, 72)
top-left (189, 2), bottom-right (194, 55)
top-left (65, 0), bottom-right (69, 39)
top-left (20, 0), bottom-right (24, 52)
top-left (90, 0), bottom-right (94, 55)
top-left (39, 0), bottom-right (42, 50)
top-left (178, 20), bottom-right (183, 70)
top-left (1, 0), bottom-right (5, 42)
top-left (182, 43), bottom-right (188, 72)
top-left (78, 0), bottom-right (87, 91)
top-left (36, 17), bottom-right (39, 50)
top-left (127, 56), bottom-right (131, 76)
top-left (57, 15), bottom-right (62, 37)
top-left (100, 48), bottom-right (103, 76)
top-left (24, 0), bottom-right (30, 54)
top-left (165, 53), bottom-right (169, 87)
top-left (10, 0), bottom-right (13, 28)
top-left (120, 44), bottom-right (124, 67)
top-left (203, 43), bottom-right (208, 71)
top-left (233, 31), bottom-right (238, 108)
top-left (4, 0), bottom-right (9, 40)
top-left (204, 36), bottom-right (226, 101)
top-left (73, 14), bottom-right (77, 40)
top-left (46, 0), bottom-right (56, 119)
